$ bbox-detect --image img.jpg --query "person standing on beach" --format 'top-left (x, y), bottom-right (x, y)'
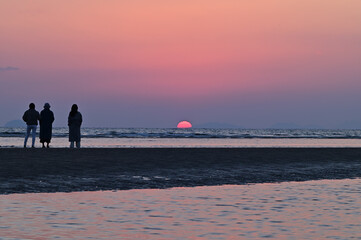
top-left (22, 103), bottom-right (40, 148)
top-left (39, 103), bottom-right (55, 148)
top-left (68, 104), bottom-right (82, 148)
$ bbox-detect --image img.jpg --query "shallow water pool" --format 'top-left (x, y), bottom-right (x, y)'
top-left (0, 179), bottom-right (360, 239)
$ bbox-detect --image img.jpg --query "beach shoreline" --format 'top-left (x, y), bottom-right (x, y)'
top-left (1, 148), bottom-right (361, 194)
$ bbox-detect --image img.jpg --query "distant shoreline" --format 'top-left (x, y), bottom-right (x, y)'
top-left (1, 148), bottom-right (360, 194)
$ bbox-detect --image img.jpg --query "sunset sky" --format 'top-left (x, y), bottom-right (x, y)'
top-left (1, 1), bottom-right (361, 128)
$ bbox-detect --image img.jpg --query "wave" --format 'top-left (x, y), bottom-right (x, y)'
top-left (1, 127), bottom-right (361, 139)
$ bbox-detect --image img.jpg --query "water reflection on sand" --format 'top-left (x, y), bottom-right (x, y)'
top-left (2, 137), bottom-right (361, 148)
top-left (1, 179), bottom-right (360, 239)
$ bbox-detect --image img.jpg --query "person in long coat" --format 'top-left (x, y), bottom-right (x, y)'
top-left (68, 104), bottom-right (82, 148)
top-left (39, 103), bottom-right (55, 148)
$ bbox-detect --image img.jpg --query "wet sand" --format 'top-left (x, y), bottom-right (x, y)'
top-left (1, 148), bottom-right (361, 194)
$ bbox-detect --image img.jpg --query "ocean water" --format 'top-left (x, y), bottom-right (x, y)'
top-left (1, 179), bottom-right (360, 239)
top-left (1, 127), bottom-right (361, 147)
top-left (2, 127), bottom-right (361, 139)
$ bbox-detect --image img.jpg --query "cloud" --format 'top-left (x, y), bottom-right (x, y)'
top-left (0, 66), bottom-right (19, 72)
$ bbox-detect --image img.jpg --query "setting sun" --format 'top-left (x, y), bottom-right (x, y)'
top-left (177, 121), bottom-right (192, 128)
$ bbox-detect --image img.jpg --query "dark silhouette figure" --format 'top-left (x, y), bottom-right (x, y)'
top-left (22, 103), bottom-right (40, 148)
top-left (39, 103), bottom-right (55, 148)
top-left (68, 104), bottom-right (82, 148)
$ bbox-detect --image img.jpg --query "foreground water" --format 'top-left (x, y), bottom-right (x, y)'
top-left (3, 137), bottom-right (361, 148)
top-left (1, 179), bottom-right (360, 239)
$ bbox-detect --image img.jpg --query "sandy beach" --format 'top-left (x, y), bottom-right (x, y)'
top-left (1, 148), bottom-right (361, 194)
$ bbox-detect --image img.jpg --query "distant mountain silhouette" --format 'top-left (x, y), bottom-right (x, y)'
top-left (269, 122), bottom-right (324, 129)
top-left (4, 119), bottom-right (25, 127)
top-left (193, 122), bottom-right (243, 129)
top-left (303, 125), bottom-right (325, 129)
top-left (334, 121), bottom-right (361, 129)
top-left (270, 122), bottom-right (301, 129)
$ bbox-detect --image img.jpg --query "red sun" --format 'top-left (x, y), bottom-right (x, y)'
top-left (177, 121), bottom-right (192, 128)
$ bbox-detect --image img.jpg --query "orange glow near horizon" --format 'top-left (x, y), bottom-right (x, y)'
top-left (177, 121), bottom-right (192, 129)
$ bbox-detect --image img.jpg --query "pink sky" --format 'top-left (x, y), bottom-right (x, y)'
top-left (0, 1), bottom-right (361, 127)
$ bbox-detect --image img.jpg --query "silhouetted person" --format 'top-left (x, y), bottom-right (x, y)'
top-left (22, 103), bottom-right (40, 148)
top-left (39, 103), bottom-right (55, 148)
top-left (68, 104), bottom-right (82, 148)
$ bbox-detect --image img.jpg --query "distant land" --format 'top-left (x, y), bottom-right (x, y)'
top-left (335, 121), bottom-right (361, 129)
top-left (193, 122), bottom-right (326, 129)
top-left (270, 122), bottom-right (361, 129)
top-left (4, 120), bottom-right (25, 127)
top-left (193, 122), bottom-right (243, 129)
top-left (269, 122), bottom-right (324, 129)
top-left (269, 122), bottom-right (301, 129)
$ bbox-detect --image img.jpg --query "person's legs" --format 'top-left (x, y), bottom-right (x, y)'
top-left (76, 141), bottom-right (81, 148)
top-left (31, 126), bottom-right (37, 147)
top-left (70, 141), bottom-right (74, 148)
top-left (46, 142), bottom-right (49, 148)
top-left (24, 125), bottom-right (31, 147)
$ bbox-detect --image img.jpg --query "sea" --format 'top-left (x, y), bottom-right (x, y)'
top-left (1, 127), bottom-right (360, 239)
top-left (1, 127), bottom-right (361, 148)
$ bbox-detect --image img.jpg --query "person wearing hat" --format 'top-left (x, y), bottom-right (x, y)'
top-left (39, 103), bottom-right (55, 148)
